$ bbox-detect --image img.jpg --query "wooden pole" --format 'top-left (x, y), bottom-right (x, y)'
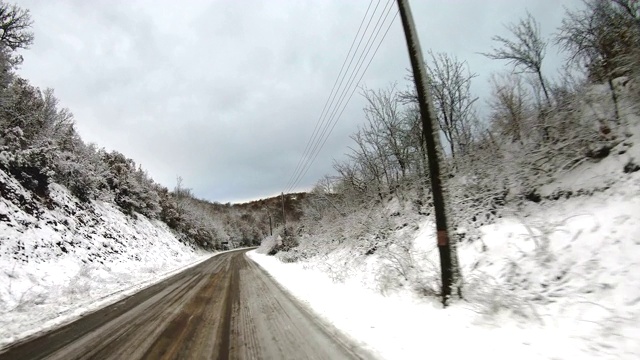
top-left (396, 0), bottom-right (453, 306)
top-left (281, 192), bottom-right (287, 235)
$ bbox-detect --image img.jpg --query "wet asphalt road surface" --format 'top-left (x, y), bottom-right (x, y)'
top-left (0, 249), bottom-right (368, 360)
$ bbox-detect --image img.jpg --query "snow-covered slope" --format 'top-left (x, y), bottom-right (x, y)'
top-left (0, 169), bottom-right (212, 348)
top-left (250, 119), bottom-right (640, 359)
top-left (539, 115), bottom-right (640, 198)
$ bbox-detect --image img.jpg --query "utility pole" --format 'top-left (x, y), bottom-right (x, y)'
top-left (264, 208), bottom-right (273, 236)
top-left (281, 192), bottom-right (287, 234)
top-left (396, 0), bottom-right (453, 306)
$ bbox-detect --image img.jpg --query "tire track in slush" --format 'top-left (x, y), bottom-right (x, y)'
top-left (216, 253), bottom-right (240, 360)
top-left (141, 269), bottom-right (226, 359)
top-left (70, 272), bottom-right (209, 359)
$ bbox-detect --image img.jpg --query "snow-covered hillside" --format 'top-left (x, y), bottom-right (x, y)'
top-left (0, 169), bottom-right (212, 348)
top-left (250, 120), bottom-right (640, 359)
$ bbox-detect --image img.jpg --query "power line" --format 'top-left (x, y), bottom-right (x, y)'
top-left (287, 0), bottom-right (394, 193)
top-left (283, 0), bottom-right (377, 192)
top-left (283, 0), bottom-right (378, 192)
top-left (284, 0), bottom-right (382, 193)
top-left (285, 0), bottom-right (396, 193)
top-left (286, 2), bottom-right (398, 193)
top-left (293, 1), bottom-right (396, 188)
top-left (286, 0), bottom-right (393, 194)
top-left (296, 9), bottom-right (400, 191)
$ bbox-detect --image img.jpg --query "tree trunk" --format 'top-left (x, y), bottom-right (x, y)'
top-left (537, 69), bottom-right (551, 107)
top-left (608, 77), bottom-right (621, 123)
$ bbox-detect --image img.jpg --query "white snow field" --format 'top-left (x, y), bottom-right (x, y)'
top-left (249, 151), bottom-right (640, 358)
top-left (0, 169), bottom-right (213, 349)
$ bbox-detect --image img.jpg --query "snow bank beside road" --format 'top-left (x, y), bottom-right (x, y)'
top-left (248, 171), bottom-right (640, 360)
top-left (248, 251), bottom-right (549, 360)
top-left (0, 170), bottom-right (212, 349)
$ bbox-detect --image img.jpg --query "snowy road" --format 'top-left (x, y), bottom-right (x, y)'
top-left (1, 249), bottom-right (364, 360)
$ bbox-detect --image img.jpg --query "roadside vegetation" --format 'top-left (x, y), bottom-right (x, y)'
top-left (259, 0), bottom-right (640, 303)
top-left (0, 1), bottom-right (281, 250)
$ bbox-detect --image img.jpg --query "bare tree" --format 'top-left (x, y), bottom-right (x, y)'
top-left (0, 1), bottom-right (34, 66)
top-left (173, 176), bottom-right (193, 220)
top-left (306, 175), bottom-right (346, 219)
top-left (333, 159), bottom-right (367, 198)
top-left (425, 51), bottom-right (478, 159)
top-left (361, 85), bottom-right (413, 185)
top-left (556, 0), bottom-right (640, 122)
top-left (483, 11), bottom-right (552, 108)
top-left (39, 88), bottom-right (75, 145)
top-left (488, 72), bottom-right (532, 143)
top-left (348, 128), bottom-right (389, 200)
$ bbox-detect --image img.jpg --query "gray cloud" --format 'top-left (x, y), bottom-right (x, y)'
top-left (16, 0), bottom-right (582, 203)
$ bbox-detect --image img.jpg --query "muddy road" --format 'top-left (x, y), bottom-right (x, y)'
top-left (1, 249), bottom-right (367, 360)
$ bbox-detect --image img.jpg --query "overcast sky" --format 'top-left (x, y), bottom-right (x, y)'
top-left (16, 0), bottom-right (582, 203)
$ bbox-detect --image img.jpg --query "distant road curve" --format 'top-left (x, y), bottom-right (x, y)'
top-left (1, 249), bottom-right (368, 360)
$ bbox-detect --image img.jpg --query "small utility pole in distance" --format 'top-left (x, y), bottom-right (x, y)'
top-left (264, 208), bottom-right (273, 236)
top-left (281, 192), bottom-right (287, 235)
top-left (396, 0), bottom-right (453, 306)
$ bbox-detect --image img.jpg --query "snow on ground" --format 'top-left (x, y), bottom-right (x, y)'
top-left (248, 170), bottom-right (640, 360)
top-left (0, 170), bottom-right (213, 349)
top-left (540, 117), bottom-right (640, 197)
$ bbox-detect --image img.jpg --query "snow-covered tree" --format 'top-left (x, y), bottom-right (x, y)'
top-left (483, 11), bottom-right (552, 108)
top-left (0, 1), bottom-right (33, 67)
top-left (556, 0), bottom-right (640, 121)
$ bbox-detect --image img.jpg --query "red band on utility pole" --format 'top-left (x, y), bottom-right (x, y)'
top-left (437, 230), bottom-right (448, 246)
